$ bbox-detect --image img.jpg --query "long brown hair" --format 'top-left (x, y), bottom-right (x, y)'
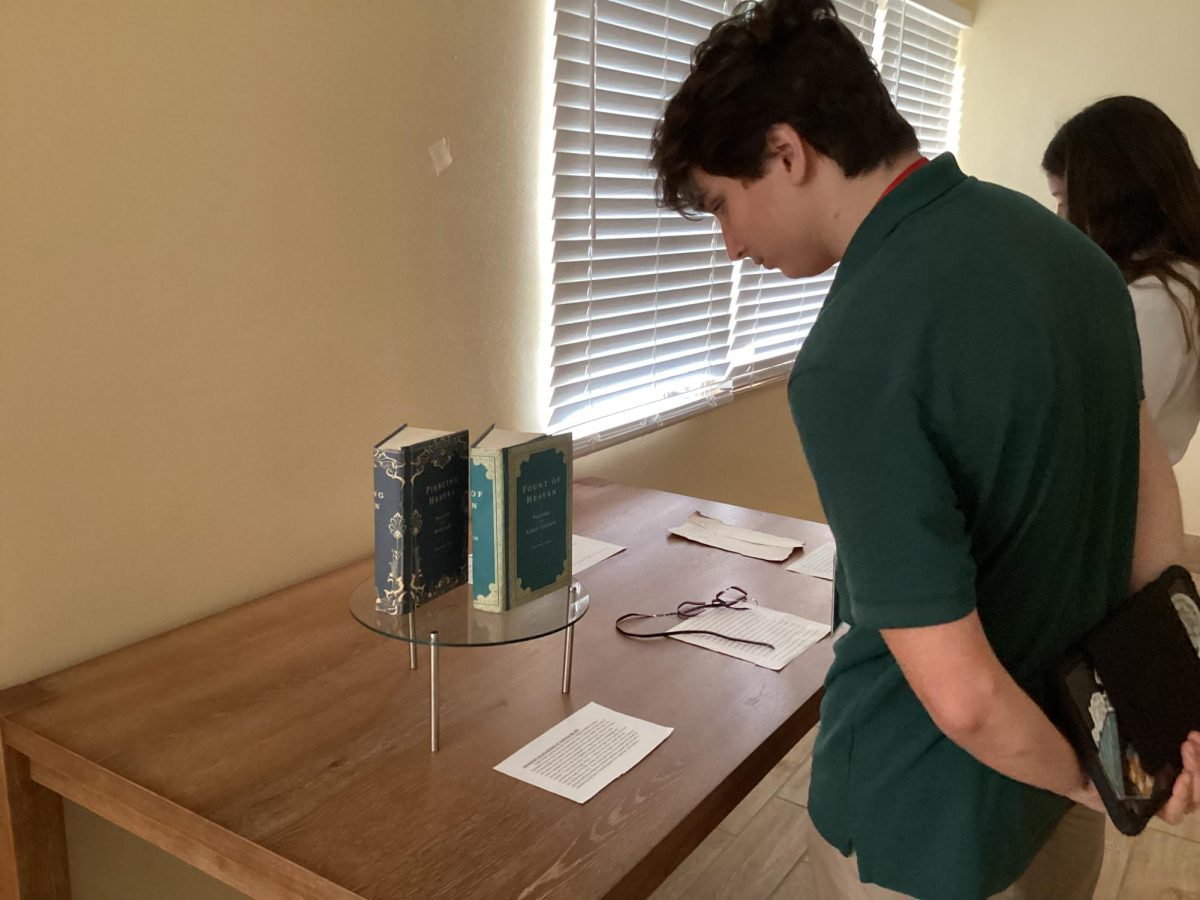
top-left (1043, 96), bottom-right (1200, 353)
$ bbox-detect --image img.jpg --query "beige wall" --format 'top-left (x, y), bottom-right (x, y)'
top-left (957, 0), bottom-right (1200, 531)
top-left (0, 0), bottom-right (548, 687)
top-left (1, 1), bottom-right (551, 896)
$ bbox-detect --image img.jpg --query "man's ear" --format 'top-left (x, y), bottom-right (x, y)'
top-left (765, 123), bottom-right (811, 186)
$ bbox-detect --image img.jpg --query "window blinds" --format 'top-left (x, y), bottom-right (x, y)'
top-left (548, 0), bottom-right (968, 442)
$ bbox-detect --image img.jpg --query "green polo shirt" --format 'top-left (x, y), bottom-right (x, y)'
top-left (788, 154), bottom-right (1141, 899)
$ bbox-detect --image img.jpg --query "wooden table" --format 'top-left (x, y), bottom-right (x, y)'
top-left (0, 479), bottom-right (834, 899)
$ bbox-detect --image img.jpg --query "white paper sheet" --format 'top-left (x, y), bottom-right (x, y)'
top-left (668, 511), bottom-right (804, 562)
top-left (666, 605), bottom-right (830, 671)
top-left (495, 702), bottom-right (673, 803)
top-left (787, 542), bottom-right (837, 581)
top-left (573, 534), bottom-right (626, 574)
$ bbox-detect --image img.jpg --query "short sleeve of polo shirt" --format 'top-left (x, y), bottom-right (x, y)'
top-left (790, 364), bottom-right (977, 630)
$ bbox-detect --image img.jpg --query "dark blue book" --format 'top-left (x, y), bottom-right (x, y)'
top-left (373, 425), bottom-right (469, 614)
top-left (470, 426), bottom-right (572, 612)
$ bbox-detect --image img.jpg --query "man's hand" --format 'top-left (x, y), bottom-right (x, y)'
top-left (1068, 779), bottom-right (1105, 815)
top-left (1072, 732), bottom-right (1200, 823)
top-left (1158, 732), bottom-right (1200, 825)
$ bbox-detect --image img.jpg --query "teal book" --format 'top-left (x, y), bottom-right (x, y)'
top-left (373, 425), bottom-right (469, 614)
top-left (470, 426), bottom-right (572, 612)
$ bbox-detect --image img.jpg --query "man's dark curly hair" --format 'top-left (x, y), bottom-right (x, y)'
top-left (651, 0), bottom-right (918, 216)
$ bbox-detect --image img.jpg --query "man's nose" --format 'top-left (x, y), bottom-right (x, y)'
top-left (720, 224), bottom-right (746, 262)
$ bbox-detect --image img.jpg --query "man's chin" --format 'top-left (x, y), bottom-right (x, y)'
top-left (780, 259), bottom-right (836, 279)
top-left (779, 263), bottom-right (822, 279)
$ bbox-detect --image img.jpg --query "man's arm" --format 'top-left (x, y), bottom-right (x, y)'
top-left (883, 612), bottom-right (1200, 820)
top-left (882, 612), bottom-right (1097, 804)
top-left (883, 402), bottom-right (1197, 820)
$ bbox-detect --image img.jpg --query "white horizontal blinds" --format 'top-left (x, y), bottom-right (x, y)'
top-left (726, 0), bottom-right (876, 391)
top-left (549, 0), bottom-right (735, 438)
top-left (833, 0), bottom-right (881, 48)
top-left (727, 268), bottom-right (837, 388)
top-left (878, 0), bottom-right (965, 155)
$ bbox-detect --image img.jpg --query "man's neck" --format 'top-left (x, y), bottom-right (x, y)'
top-left (821, 149), bottom-right (925, 264)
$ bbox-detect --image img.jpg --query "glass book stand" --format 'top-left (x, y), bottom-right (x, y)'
top-left (349, 579), bottom-right (589, 751)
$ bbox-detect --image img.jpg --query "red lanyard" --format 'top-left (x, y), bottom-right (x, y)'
top-left (878, 156), bottom-right (930, 204)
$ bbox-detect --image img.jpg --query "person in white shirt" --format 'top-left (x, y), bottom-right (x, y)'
top-left (1043, 96), bottom-right (1200, 464)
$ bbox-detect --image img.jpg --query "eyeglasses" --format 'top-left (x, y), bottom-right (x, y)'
top-left (615, 585), bottom-right (776, 649)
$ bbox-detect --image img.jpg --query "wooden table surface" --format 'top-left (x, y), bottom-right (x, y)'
top-left (0, 478), bottom-right (834, 899)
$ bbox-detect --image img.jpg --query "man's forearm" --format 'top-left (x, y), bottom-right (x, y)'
top-left (957, 405), bottom-right (1185, 798)
top-left (885, 612), bottom-right (1099, 806)
top-left (942, 674), bottom-right (1090, 803)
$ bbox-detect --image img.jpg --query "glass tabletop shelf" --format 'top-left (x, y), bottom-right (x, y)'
top-left (348, 579), bottom-right (589, 648)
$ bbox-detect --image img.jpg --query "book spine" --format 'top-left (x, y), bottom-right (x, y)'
top-left (402, 444), bottom-right (416, 611)
top-left (470, 447), bottom-right (505, 611)
top-left (373, 446), bottom-right (410, 614)
top-left (408, 431), bottom-right (470, 606)
top-left (508, 434), bottom-right (573, 608)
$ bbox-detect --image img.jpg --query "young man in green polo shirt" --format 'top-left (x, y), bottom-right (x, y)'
top-left (651, 1), bottom-right (1200, 898)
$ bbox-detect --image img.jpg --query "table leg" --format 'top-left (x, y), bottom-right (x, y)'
top-left (0, 739), bottom-right (71, 899)
top-left (429, 632), bottom-right (440, 752)
top-left (562, 623), bottom-right (575, 694)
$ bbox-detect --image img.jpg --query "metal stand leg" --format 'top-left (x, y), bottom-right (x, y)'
top-left (562, 623), bottom-right (574, 694)
top-left (407, 610), bottom-right (417, 670)
top-left (430, 631), bottom-right (440, 752)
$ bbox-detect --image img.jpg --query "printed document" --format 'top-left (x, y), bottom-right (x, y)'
top-left (669, 511), bottom-right (804, 562)
top-left (572, 534), bottom-right (626, 573)
top-left (787, 542), bottom-right (837, 581)
top-left (667, 605), bottom-right (829, 671)
top-left (495, 703), bottom-right (672, 803)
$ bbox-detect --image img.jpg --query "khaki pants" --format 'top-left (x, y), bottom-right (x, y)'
top-left (805, 804), bottom-right (1105, 899)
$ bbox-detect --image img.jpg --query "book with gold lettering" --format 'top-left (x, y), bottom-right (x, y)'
top-left (373, 425), bottom-right (469, 614)
top-left (470, 426), bottom-right (572, 612)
